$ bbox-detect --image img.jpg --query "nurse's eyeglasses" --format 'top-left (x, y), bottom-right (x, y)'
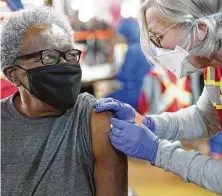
top-left (148, 23), bottom-right (179, 48)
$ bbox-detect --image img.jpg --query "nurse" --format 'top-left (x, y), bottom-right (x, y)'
top-left (95, 0), bottom-right (222, 194)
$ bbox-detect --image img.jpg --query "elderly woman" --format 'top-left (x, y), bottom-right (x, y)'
top-left (95, 0), bottom-right (222, 194)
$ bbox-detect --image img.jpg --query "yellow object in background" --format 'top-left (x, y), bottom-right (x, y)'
top-left (44, 0), bottom-right (52, 6)
top-left (114, 43), bottom-right (128, 66)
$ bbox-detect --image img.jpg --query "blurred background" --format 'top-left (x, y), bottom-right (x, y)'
top-left (0, 0), bottom-right (217, 195)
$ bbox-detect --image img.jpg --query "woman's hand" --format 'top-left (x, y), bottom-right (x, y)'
top-left (95, 98), bottom-right (136, 123)
top-left (109, 118), bottom-right (160, 165)
top-left (95, 98), bottom-right (156, 132)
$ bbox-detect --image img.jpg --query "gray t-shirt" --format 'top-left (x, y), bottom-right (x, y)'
top-left (1, 92), bottom-right (96, 196)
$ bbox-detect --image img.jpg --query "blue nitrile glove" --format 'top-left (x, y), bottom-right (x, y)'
top-left (95, 98), bottom-right (156, 132)
top-left (95, 98), bottom-right (136, 123)
top-left (142, 116), bottom-right (156, 133)
top-left (109, 118), bottom-right (160, 165)
top-left (209, 131), bottom-right (222, 155)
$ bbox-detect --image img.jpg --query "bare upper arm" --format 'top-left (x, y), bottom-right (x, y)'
top-left (90, 110), bottom-right (128, 196)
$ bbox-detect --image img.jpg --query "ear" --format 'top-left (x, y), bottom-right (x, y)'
top-left (3, 67), bottom-right (21, 87)
top-left (196, 21), bottom-right (208, 41)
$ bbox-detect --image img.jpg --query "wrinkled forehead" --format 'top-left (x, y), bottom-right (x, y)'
top-left (21, 24), bottom-right (73, 55)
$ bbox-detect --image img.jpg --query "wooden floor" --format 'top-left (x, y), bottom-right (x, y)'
top-left (128, 158), bottom-right (219, 196)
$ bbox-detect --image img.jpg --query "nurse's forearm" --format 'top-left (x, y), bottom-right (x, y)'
top-left (149, 105), bottom-right (208, 140)
top-left (155, 140), bottom-right (222, 194)
top-left (148, 87), bottom-right (220, 141)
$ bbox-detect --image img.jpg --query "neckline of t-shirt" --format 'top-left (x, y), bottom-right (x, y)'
top-left (6, 92), bottom-right (56, 124)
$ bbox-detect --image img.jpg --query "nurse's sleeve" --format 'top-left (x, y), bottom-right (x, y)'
top-left (150, 87), bottom-right (220, 141)
top-left (155, 140), bottom-right (222, 194)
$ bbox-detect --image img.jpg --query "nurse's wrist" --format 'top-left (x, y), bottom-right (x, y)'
top-left (142, 116), bottom-right (156, 133)
top-left (149, 138), bottom-right (161, 165)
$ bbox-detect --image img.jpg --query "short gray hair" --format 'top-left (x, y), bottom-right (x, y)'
top-left (1, 6), bottom-right (74, 71)
top-left (139, 0), bottom-right (222, 56)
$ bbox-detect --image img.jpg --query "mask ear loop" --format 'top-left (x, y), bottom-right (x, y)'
top-left (177, 12), bottom-right (222, 52)
top-left (14, 65), bottom-right (33, 93)
top-left (175, 21), bottom-right (196, 51)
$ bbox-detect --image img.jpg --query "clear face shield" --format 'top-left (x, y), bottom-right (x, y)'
top-left (140, 11), bottom-right (222, 79)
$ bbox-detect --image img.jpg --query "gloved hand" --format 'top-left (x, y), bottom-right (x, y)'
top-left (95, 98), bottom-right (136, 123)
top-left (209, 130), bottom-right (222, 158)
top-left (109, 118), bottom-right (160, 165)
top-left (142, 116), bottom-right (156, 133)
top-left (95, 98), bottom-right (156, 132)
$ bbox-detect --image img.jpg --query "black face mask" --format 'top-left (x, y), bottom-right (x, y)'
top-left (17, 63), bottom-right (82, 112)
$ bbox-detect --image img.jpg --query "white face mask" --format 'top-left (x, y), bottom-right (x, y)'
top-left (139, 11), bottom-right (222, 79)
top-left (139, 21), bottom-right (198, 79)
top-left (150, 44), bottom-right (199, 79)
